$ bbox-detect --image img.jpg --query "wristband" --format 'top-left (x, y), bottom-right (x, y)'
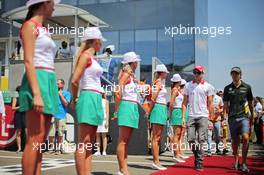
top-left (113, 112), bottom-right (117, 118)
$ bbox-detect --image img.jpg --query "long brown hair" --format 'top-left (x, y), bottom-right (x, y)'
top-left (170, 82), bottom-right (180, 95)
top-left (24, 2), bottom-right (44, 22)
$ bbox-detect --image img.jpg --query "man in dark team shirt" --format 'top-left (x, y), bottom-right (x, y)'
top-left (223, 67), bottom-right (254, 173)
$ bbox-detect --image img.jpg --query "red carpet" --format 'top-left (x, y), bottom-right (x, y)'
top-left (151, 156), bottom-right (264, 175)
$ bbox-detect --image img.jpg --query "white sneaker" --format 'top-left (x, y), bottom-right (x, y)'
top-left (173, 157), bottom-right (186, 163)
top-left (151, 163), bottom-right (167, 170)
top-left (179, 154), bottom-right (189, 159)
top-left (102, 151), bottom-right (107, 156)
top-left (93, 151), bottom-right (101, 156)
top-left (117, 171), bottom-right (124, 175)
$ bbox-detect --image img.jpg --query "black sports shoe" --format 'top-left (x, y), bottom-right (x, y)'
top-left (216, 149), bottom-right (221, 155)
top-left (195, 163), bottom-right (204, 171)
top-left (222, 148), bottom-right (229, 155)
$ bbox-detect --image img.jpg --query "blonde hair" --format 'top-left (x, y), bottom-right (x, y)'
top-left (153, 72), bottom-right (161, 82)
top-left (73, 40), bottom-right (95, 72)
top-left (118, 63), bottom-right (134, 80)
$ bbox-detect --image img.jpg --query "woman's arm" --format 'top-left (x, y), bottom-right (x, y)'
top-left (148, 80), bottom-right (162, 113)
top-left (11, 98), bottom-right (19, 111)
top-left (182, 95), bottom-right (188, 127)
top-left (114, 71), bottom-right (130, 113)
top-left (169, 88), bottom-right (178, 113)
top-left (105, 100), bottom-right (109, 121)
top-left (105, 100), bottom-right (110, 128)
top-left (71, 49), bottom-right (93, 104)
top-left (151, 80), bottom-right (162, 103)
top-left (21, 22), bottom-right (43, 113)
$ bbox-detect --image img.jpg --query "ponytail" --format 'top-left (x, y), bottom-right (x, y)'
top-left (118, 63), bottom-right (133, 80)
top-left (153, 72), bottom-right (161, 82)
top-left (72, 42), bottom-right (87, 72)
top-left (24, 2), bottom-right (44, 22)
top-left (72, 40), bottom-right (95, 72)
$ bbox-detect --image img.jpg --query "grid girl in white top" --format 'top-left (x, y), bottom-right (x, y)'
top-left (19, 0), bottom-right (60, 174)
top-left (71, 27), bottom-right (106, 175)
top-left (149, 64), bottom-right (169, 171)
top-left (114, 51), bottom-right (141, 175)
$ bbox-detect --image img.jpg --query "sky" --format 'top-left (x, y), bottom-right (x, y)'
top-left (208, 0), bottom-right (264, 97)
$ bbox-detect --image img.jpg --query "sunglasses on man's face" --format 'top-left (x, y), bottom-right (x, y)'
top-left (193, 71), bottom-right (202, 75)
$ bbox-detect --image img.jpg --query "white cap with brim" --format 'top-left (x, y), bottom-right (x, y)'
top-left (170, 74), bottom-right (181, 82)
top-left (106, 45), bottom-right (115, 52)
top-left (180, 79), bottom-right (187, 85)
top-left (26, 0), bottom-right (61, 7)
top-left (121, 52), bottom-right (141, 64)
top-left (154, 64), bottom-right (169, 73)
top-left (81, 27), bottom-right (107, 42)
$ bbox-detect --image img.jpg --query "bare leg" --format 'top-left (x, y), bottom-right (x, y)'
top-left (95, 133), bottom-right (101, 153)
top-left (180, 127), bottom-right (186, 155)
top-left (242, 133), bottom-right (250, 164)
top-left (101, 133), bottom-right (108, 153)
top-left (151, 124), bottom-right (163, 165)
top-left (22, 110), bottom-right (52, 175)
top-left (173, 126), bottom-right (182, 157)
top-left (232, 136), bottom-right (240, 164)
top-left (75, 124), bottom-right (97, 175)
top-left (49, 136), bottom-right (55, 151)
top-left (116, 126), bottom-right (133, 175)
top-left (16, 129), bottom-right (22, 152)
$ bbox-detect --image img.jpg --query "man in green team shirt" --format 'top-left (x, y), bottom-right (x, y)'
top-left (223, 67), bottom-right (254, 173)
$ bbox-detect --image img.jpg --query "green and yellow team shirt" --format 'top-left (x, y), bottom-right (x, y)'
top-left (223, 81), bottom-right (253, 118)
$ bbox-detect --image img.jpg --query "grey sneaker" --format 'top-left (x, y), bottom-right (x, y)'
top-left (207, 152), bottom-right (212, 156)
top-left (241, 164), bottom-right (250, 173)
top-left (195, 163), bottom-right (204, 171)
top-left (232, 162), bottom-right (240, 170)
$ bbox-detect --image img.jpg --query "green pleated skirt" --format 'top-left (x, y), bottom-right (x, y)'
top-left (150, 103), bottom-right (167, 125)
top-left (76, 90), bottom-right (104, 126)
top-left (117, 100), bottom-right (139, 129)
top-left (170, 108), bottom-right (189, 126)
top-left (19, 69), bottom-right (59, 115)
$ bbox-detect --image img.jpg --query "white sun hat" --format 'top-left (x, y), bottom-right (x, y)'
top-left (170, 74), bottom-right (181, 82)
top-left (81, 27), bottom-right (107, 42)
top-left (106, 45), bottom-right (115, 52)
top-left (26, 0), bottom-right (61, 7)
top-left (121, 51), bottom-right (141, 64)
top-left (154, 64), bottom-right (169, 73)
top-left (180, 79), bottom-right (187, 85)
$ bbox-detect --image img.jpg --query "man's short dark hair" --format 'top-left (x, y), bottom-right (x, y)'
top-left (61, 41), bottom-right (68, 49)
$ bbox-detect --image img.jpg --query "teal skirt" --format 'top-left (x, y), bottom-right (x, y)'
top-left (150, 103), bottom-right (167, 125)
top-left (76, 90), bottom-right (103, 126)
top-left (118, 100), bottom-right (139, 129)
top-left (170, 108), bottom-right (188, 126)
top-left (19, 69), bottom-right (59, 115)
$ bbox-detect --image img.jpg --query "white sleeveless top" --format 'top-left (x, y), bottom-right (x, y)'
top-left (174, 92), bottom-right (184, 108)
top-left (80, 56), bottom-right (103, 92)
top-left (122, 76), bottom-right (138, 102)
top-left (20, 19), bottom-right (57, 71)
top-left (155, 80), bottom-right (167, 105)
